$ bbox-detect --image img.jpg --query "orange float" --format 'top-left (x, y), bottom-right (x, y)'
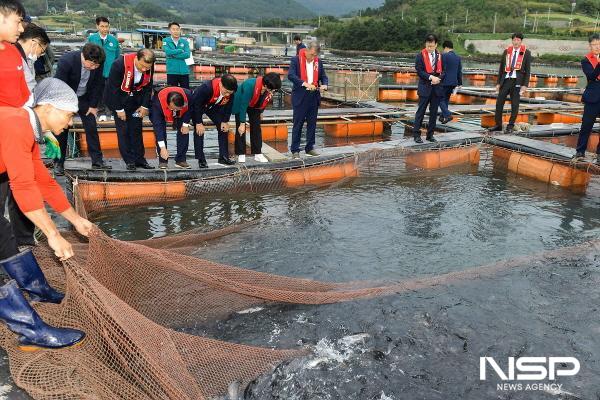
top-left (449, 93), bottom-right (474, 105)
top-left (544, 76), bottom-right (559, 84)
top-left (529, 75), bottom-right (539, 83)
top-left (406, 89), bottom-right (419, 102)
top-left (562, 93), bottom-right (582, 103)
top-left (481, 114), bottom-right (527, 127)
top-left (282, 161), bottom-right (358, 187)
top-left (323, 120), bottom-right (384, 138)
top-left (507, 152), bottom-right (590, 190)
top-left (229, 66), bottom-right (250, 74)
top-left (405, 146), bottom-right (480, 170)
top-left (78, 181), bottom-right (186, 208)
top-left (563, 76), bottom-right (578, 84)
top-left (535, 113), bottom-right (581, 125)
top-left (470, 74), bottom-right (487, 81)
top-left (79, 129), bottom-right (156, 150)
top-left (261, 124), bottom-right (288, 141)
top-left (194, 65), bottom-right (216, 74)
top-left (378, 89), bottom-right (407, 101)
top-left (265, 67), bottom-right (286, 75)
top-left (485, 98), bottom-right (511, 105)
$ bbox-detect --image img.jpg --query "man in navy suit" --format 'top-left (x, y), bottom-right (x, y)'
top-left (294, 35), bottom-right (306, 56)
top-left (413, 34), bottom-right (444, 143)
top-left (488, 32), bottom-right (532, 134)
top-left (573, 33), bottom-right (600, 164)
top-left (439, 40), bottom-right (462, 124)
top-left (54, 43), bottom-right (108, 174)
top-left (192, 74), bottom-right (237, 167)
top-left (287, 41), bottom-right (328, 158)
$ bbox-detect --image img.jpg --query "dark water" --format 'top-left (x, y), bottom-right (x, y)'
top-left (93, 151), bottom-right (600, 399)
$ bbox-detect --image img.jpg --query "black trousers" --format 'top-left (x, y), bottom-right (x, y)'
top-left (97, 77), bottom-right (108, 115)
top-left (193, 109), bottom-right (230, 162)
top-left (0, 173), bottom-right (23, 260)
top-left (56, 96), bottom-right (103, 165)
top-left (114, 110), bottom-right (146, 166)
top-left (576, 101), bottom-right (600, 155)
top-left (167, 74), bottom-right (190, 89)
top-left (495, 78), bottom-right (521, 127)
top-left (413, 92), bottom-right (441, 138)
top-left (234, 108), bottom-right (263, 155)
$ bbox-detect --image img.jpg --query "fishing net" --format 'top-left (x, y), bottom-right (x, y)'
top-left (1, 222), bottom-right (598, 399)
top-left (1, 142), bottom-right (597, 399)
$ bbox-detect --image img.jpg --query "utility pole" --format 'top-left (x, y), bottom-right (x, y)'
top-left (595, 11), bottom-right (599, 32)
top-left (465, 8), bottom-right (469, 25)
top-left (493, 12), bottom-right (497, 34)
top-left (523, 9), bottom-right (527, 28)
top-left (401, 9), bottom-right (404, 21)
top-left (547, 6), bottom-right (550, 21)
top-left (445, 12), bottom-right (448, 24)
top-left (568, 1), bottom-right (576, 34)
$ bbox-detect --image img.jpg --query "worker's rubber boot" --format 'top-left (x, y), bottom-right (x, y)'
top-left (1, 249), bottom-right (64, 303)
top-left (0, 280), bottom-right (84, 351)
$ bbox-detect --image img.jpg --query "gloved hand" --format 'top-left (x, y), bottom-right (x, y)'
top-left (43, 133), bottom-right (61, 160)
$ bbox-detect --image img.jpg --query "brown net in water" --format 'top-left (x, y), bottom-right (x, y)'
top-left (0, 224), bottom-right (598, 399)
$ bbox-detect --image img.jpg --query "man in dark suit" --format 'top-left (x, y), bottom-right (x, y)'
top-left (413, 34), bottom-right (444, 143)
top-left (488, 32), bottom-right (532, 134)
top-left (294, 35), bottom-right (306, 56)
top-left (192, 74), bottom-right (237, 167)
top-left (439, 40), bottom-right (462, 124)
top-left (104, 48), bottom-right (155, 171)
top-left (54, 43), bottom-right (107, 174)
top-left (573, 33), bottom-right (600, 164)
top-left (287, 41), bottom-right (328, 158)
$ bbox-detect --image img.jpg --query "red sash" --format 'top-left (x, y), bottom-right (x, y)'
top-left (586, 52), bottom-right (599, 69)
top-left (298, 48), bottom-right (319, 86)
top-left (121, 53), bottom-right (152, 93)
top-left (421, 49), bottom-right (442, 75)
top-left (505, 45), bottom-right (526, 72)
top-left (248, 76), bottom-right (272, 110)
top-left (208, 78), bottom-right (230, 106)
top-left (158, 87), bottom-right (189, 123)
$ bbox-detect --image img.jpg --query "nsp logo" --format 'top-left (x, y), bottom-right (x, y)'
top-left (480, 357), bottom-right (580, 381)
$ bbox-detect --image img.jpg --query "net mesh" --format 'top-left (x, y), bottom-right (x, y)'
top-left (1, 142), bottom-right (596, 399)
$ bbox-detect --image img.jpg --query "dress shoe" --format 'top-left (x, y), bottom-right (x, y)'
top-left (426, 136), bottom-right (437, 143)
top-left (306, 149), bottom-right (320, 156)
top-left (91, 161), bottom-right (112, 170)
top-left (175, 161), bottom-right (191, 169)
top-left (54, 163), bottom-right (64, 176)
top-left (126, 164), bottom-right (137, 171)
top-left (198, 160), bottom-right (208, 169)
top-left (504, 125), bottom-right (514, 134)
top-left (136, 162), bottom-right (155, 170)
top-left (158, 161), bottom-right (168, 170)
top-left (218, 157), bottom-right (235, 166)
top-left (292, 152), bottom-right (300, 159)
top-left (414, 136), bottom-right (423, 144)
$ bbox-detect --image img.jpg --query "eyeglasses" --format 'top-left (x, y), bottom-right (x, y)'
top-left (32, 40), bottom-right (47, 56)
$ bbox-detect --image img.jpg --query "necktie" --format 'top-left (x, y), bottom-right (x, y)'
top-left (510, 50), bottom-right (518, 73)
top-left (432, 53), bottom-right (437, 72)
top-left (101, 38), bottom-right (105, 46)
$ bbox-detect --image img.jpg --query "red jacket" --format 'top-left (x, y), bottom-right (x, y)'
top-left (0, 42), bottom-right (30, 107)
top-left (0, 108), bottom-right (71, 213)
